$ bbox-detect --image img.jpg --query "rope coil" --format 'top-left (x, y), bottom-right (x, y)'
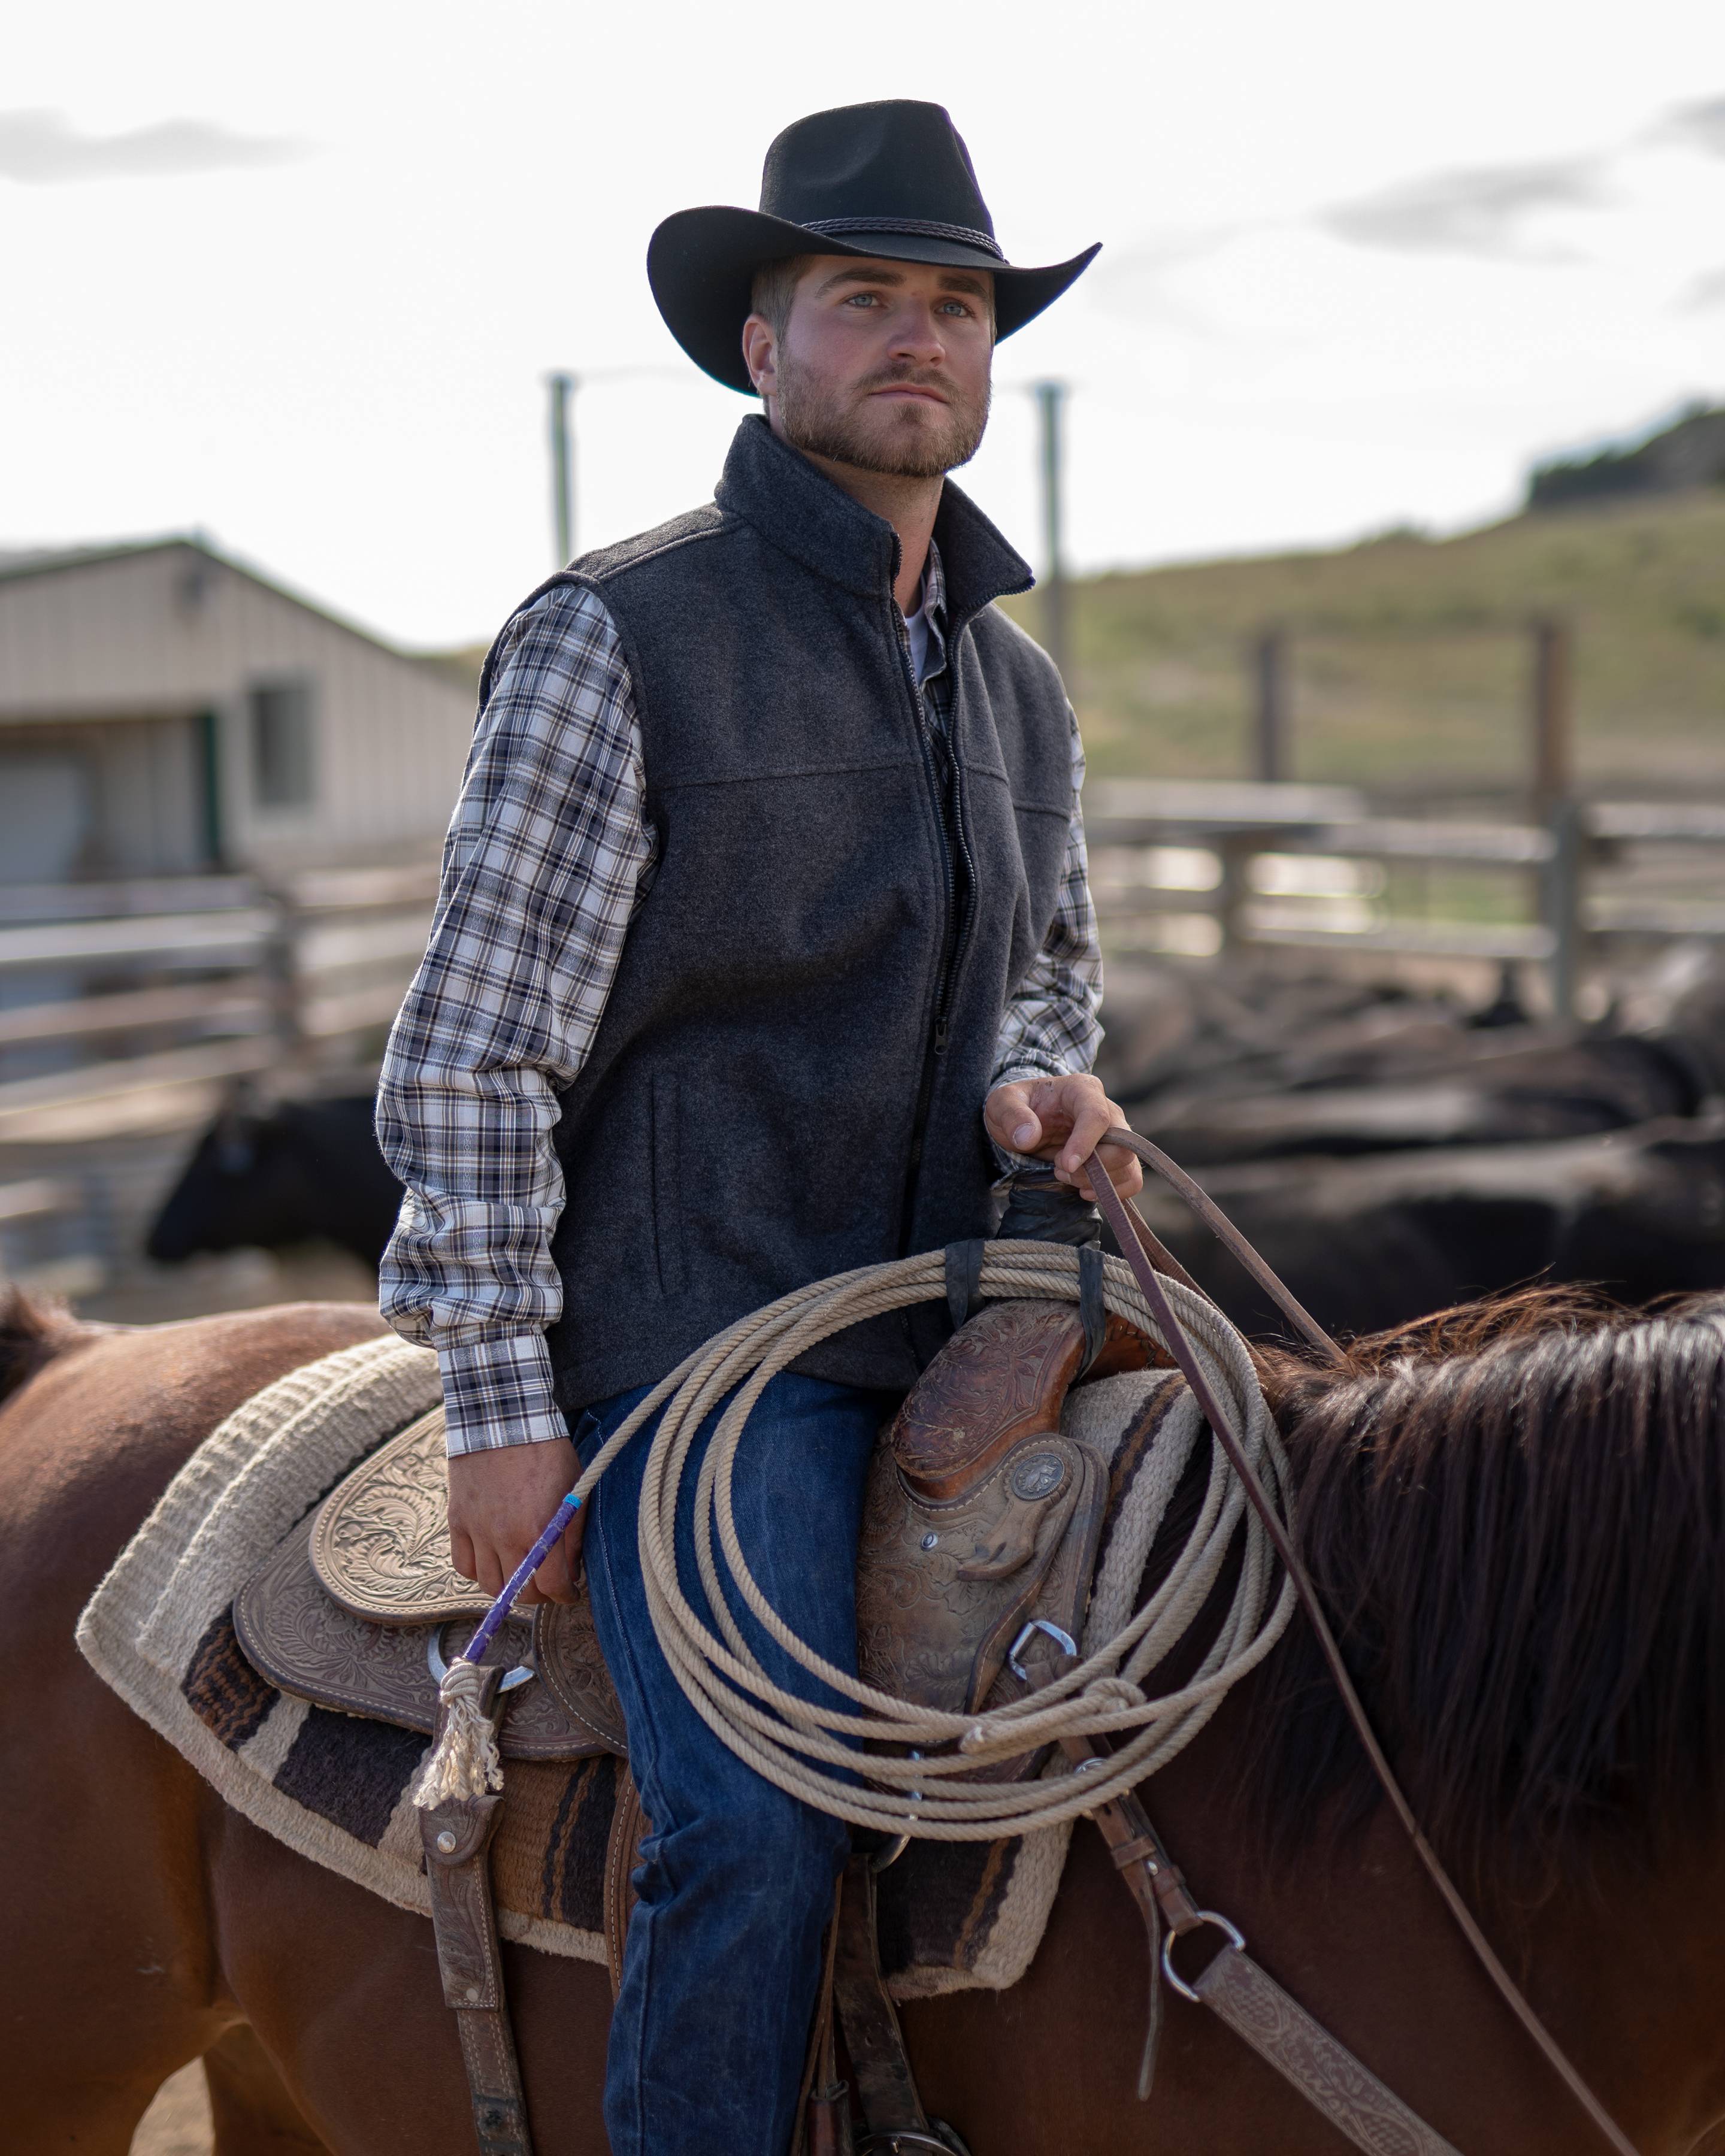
top-left (552, 1241), bottom-right (1296, 1840)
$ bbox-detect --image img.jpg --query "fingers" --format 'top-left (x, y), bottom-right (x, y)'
top-left (445, 1436), bottom-right (580, 1614)
top-left (1040, 1080), bottom-right (1143, 1200)
top-left (986, 1076), bottom-right (1142, 1197)
top-left (984, 1080), bottom-right (1042, 1155)
top-left (533, 1533), bottom-right (577, 1607)
top-left (1069, 1132), bottom-right (1146, 1202)
top-left (1054, 1091), bottom-right (1115, 1180)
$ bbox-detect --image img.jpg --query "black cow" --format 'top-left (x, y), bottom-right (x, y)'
top-left (146, 1095), bottom-right (405, 1271)
top-left (1139, 1116), bottom-right (1725, 1340)
top-left (1096, 955), bottom-right (1725, 1168)
top-left (1134, 1032), bottom-right (1714, 1165)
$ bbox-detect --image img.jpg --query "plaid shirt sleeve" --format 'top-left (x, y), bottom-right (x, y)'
top-left (989, 706), bottom-right (1104, 1094)
top-left (375, 583), bottom-right (655, 1456)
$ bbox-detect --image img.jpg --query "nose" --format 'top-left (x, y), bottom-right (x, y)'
top-left (885, 299), bottom-right (948, 367)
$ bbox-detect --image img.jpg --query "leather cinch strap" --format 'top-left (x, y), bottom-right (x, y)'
top-left (1085, 1130), bottom-right (1641, 2156)
top-left (1194, 1945), bottom-right (1462, 2156)
top-left (1060, 1715), bottom-right (1462, 2156)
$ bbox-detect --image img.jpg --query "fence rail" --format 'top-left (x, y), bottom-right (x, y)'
top-left (0, 863), bottom-right (439, 1146)
top-left (1085, 781), bottom-right (1725, 1012)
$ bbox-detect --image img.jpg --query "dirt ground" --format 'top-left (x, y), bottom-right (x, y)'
top-left (131, 2066), bottom-right (212, 2155)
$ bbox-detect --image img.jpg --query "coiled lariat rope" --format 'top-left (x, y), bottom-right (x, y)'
top-left (417, 1239), bottom-right (1297, 1839)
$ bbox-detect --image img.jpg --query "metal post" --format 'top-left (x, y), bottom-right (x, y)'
top-left (1032, 380), bottom-right (1070, 687)
top-left (1252, 628), bottom-right (1291, 783)
top-left (1531, 618), bottom-right (1572, 814)
top-left (548, 371), bottom-right (577, 567)
top-left (1216, 832), bottom-right (1253, 960)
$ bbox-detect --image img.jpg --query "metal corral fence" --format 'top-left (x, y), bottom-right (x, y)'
top-left (1084, 780), bottom-right (1725, 1022)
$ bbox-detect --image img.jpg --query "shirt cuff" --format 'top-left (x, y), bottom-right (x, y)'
top-left (988, 1057), bottom-right (1072, 1093)
top-left (437, 1332), bottom-right (570, 1456)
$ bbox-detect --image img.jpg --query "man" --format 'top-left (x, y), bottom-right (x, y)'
top-left (377, 98), bottom-right (1140, 2156)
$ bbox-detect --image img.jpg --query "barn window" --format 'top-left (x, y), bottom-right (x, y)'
top-left (248, 678), bottom-right (317, 809)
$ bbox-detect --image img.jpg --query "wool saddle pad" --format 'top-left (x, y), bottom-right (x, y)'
top-left (77, 1334), bottom-right (1191, 1997)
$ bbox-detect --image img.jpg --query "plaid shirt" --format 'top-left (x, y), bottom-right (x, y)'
top-left (377, 540), bottom-right (1103, 1454)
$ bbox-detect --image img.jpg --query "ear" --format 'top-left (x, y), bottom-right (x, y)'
top-left (741, 313), bottom-right (778, 401)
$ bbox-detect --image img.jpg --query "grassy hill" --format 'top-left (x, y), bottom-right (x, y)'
top-left (1001, 491), bottom-right (1725, 801)
top-left (429, 492), bottom-right (1724, 803)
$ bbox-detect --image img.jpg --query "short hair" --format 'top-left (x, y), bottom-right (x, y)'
top-left (749, 255), bottom-right (813, 341)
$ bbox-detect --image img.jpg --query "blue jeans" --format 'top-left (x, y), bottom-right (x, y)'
top-left (576, 1371), bottom-right (889, 2156)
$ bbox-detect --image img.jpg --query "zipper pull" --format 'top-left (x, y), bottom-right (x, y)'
top-left (934, 1015), bottom-right (951, 1053)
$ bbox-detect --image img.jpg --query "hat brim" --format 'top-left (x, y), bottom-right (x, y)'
top-left (648, 205), bottom-right (1100, 394)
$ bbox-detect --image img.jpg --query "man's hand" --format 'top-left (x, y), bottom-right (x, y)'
top-left (983, 1073), bottom-right (1144, 1201)
top-left (447, 1436), bottom-right (583, 1607)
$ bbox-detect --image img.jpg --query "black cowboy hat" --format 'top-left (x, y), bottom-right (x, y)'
top-left (649, 101), bottom-right (1100, 395)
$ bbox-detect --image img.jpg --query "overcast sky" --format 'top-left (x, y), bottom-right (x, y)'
top-left (5, 0), bottom-right (1724, 650)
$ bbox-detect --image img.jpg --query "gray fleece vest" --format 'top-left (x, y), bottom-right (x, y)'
top-left (486, 417), bottom-right (1075, 1413)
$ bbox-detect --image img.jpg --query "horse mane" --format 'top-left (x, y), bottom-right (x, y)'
top-left (0, 1286), bottom-right (80, 1411)
top-left (1248, 1285), bottom-right (1725, 1888)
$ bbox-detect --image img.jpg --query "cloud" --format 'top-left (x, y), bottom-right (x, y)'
top-left (1099, 225), bottom-right (1251, 274)
top-left (1680, 265), bottom-right (1725, 311)
top-left (0, 108), bottom-right (302, 184)
top-left (1657, 95), bottom-right (1725, 157)
top-left (1084, 223), bottom-right (1265, 329)
top-left (1318, 156), bottom-right (1607, 259)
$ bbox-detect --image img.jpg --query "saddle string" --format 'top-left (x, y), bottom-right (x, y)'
top-left (1087, 1128), bottom-right (1641, 2156)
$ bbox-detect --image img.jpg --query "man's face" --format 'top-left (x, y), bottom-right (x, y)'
top-left (746, 256), bottom-right (994, 479)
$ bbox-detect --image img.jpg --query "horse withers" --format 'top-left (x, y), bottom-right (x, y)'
top-left (8, 1282), bottom-right (1725, 2155)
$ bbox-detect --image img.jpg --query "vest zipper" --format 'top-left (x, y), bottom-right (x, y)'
top-left (894, 601), bottom-right (976, 1253)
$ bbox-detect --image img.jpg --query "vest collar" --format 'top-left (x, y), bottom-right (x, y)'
top-left (715, 415), bottom-right (1034, 624)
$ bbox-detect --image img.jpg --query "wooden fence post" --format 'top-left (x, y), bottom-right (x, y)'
top-left (1252, 628), bottom-right (1290, 783)
top-left (262, 884), bottom-right (307, 1062)
top-left (1531, 619), bottom-right (1572, 815)
top-left (1216, 832), bottom-right (1254, 959)
top-left (1531, 619), bottom-right (1582, 1017)
top-left (1541, 800), bottom-right (1584, 1022)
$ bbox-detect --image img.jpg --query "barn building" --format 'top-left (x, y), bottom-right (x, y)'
top-left (0, 536), bottom-right (478, 884)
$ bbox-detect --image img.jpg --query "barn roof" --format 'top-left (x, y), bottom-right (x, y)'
top-left (0, 533), bottom-right (448, 670)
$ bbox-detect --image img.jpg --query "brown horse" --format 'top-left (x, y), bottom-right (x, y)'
top-left (10, 1282), bottom-right (1725, 2156)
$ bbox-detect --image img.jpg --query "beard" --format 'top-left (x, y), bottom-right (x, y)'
top-left (776, 353), bottom-right (991, 479)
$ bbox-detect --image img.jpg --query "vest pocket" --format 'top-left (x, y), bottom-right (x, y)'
top-left (649, 1068), bottom-right (686, 1297)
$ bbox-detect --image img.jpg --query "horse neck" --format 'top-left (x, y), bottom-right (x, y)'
top-left (1129, 1655), bottom-right (1725, 2155)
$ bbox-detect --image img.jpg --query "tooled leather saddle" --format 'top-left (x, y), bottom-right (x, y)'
top-left (231, 1288), bottom-right (1151, 2155)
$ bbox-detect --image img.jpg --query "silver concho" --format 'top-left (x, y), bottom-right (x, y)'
top-left (1009, 1450), bottom-right (1067, 1501)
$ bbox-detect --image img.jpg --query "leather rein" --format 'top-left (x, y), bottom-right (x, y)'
top-left (1084, 1128), bottom-right (1640, 2156)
